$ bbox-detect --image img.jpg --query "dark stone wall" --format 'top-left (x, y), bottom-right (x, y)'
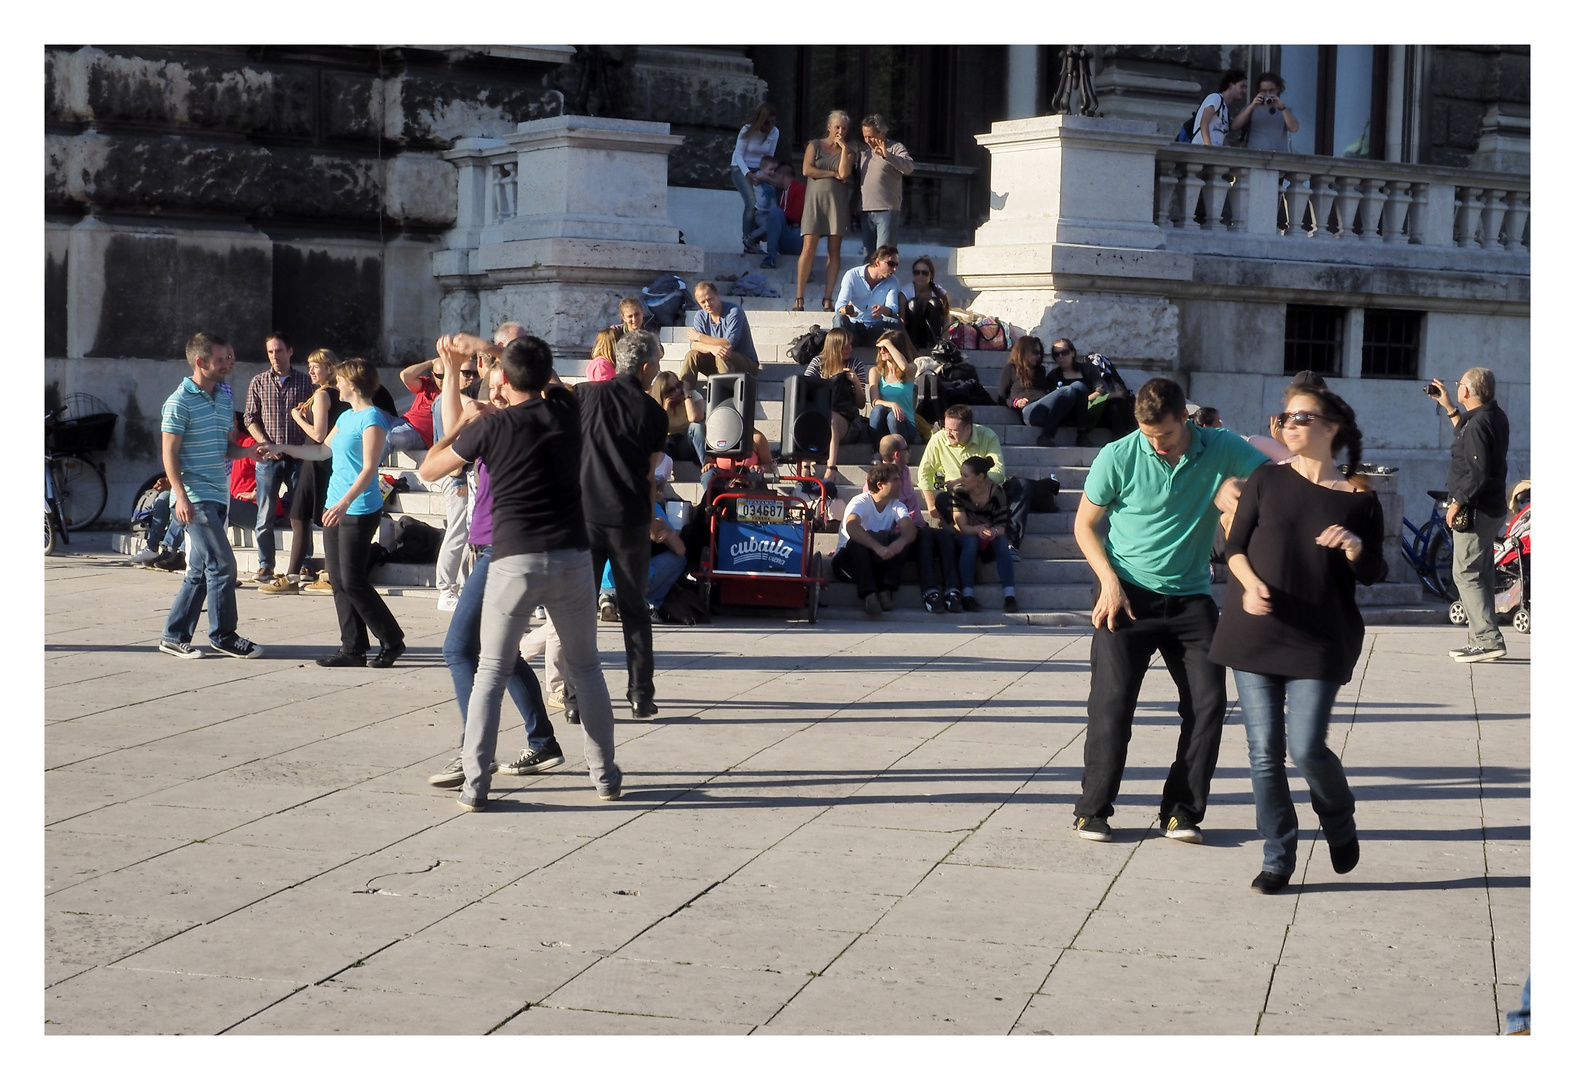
top-left (1426, 46), bottom-right (1530, 168)
top-left (271, 245), bottom-right (384, 361)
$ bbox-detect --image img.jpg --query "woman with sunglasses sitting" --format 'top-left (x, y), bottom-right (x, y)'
top-left (1208, 386), bottom-right (1385, 896)
top-left (901, 255), bottom-right (950, 349)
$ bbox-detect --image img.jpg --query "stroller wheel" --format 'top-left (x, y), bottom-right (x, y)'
top-left (1512, 608), bottom-right (1530, 634)
top-left (1448, 600), bottom-right (1469, 626)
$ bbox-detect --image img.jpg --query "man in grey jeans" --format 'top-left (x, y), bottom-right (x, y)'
top-left (419, 335), bottom-right (621, 809)
top-left (1428, 366), bottom-right (1511, 663)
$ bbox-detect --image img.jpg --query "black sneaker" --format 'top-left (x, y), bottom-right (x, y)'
top-left (159, 639), bottom-right (202, 660)
top-left (1075, 815), bottom-right (1112, 841)
top-left (923, 591), bottom-right (942, 615)
top-left (597, 781), bottom-right (623, 802)
top-left (1251, 871), bottom-right (1290, 894)
top-left (1452, 645), bottom-right (1506, 663)
top-left (427, 756), bottom-right (498, 788)
top-left (961, 595), bottom-right (982, 612)
top-left (152, 549), bottom-right (187, 573)
top-left (210, 635), bottom-right (264, 659)
top-left (317, 650), bottom-right (366, 668)
top-left (499, 745), bottom-right (566, 775)
top-left (944, 591), bottom-right (963, 614)
top-left (1329, 834), bottom-right (1360, 875)
top-left (369, 642), bottom-right (405, 669)
top-left (1003, 596), bottom-right (1019, 614)
top-left (1163, 813), bottom-right (1203, 844)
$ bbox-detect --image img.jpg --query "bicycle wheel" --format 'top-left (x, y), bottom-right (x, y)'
top-left (1423, 531), bottom-right (1458, 602)
top-left (44, 513), bottom-right (56, 556)
top-left (52, 455), bottom-right (108, 529)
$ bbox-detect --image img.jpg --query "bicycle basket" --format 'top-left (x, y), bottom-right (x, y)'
top-left (47, 412), bottom-right (117, 455)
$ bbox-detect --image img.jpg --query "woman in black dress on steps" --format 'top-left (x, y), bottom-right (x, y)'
top-left (1209, 384), bottom-right (1385, 895)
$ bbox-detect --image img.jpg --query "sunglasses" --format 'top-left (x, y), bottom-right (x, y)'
top-left (1276, 410), bottom-right (1329, 428)
top-left (434, 368), bottom-right (479, 382)
top-left (1050, 348), bottom-right (1074, 358)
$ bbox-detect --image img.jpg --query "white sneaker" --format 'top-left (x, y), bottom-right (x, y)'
top-left (437, 587), bottom-right (459, 612)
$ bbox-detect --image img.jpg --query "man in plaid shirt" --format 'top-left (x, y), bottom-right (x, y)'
top-left (244, 331), bottom-right (316, 584)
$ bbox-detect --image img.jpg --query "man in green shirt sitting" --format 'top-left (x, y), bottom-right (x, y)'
top-left (1071, 378), bottom-right (1267, 844)
top-left (916, 404), bottom-right (1030, 554)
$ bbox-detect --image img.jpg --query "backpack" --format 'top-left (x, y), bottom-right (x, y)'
top-left (787, 325), bottom-right (828, 367)
top-left (656, 576), bottom-right (710, 625)
top-left (932, 343), bottom-right (993, 406)
top-left (1084, 351), bottom-right (1130, 398)
top-left (370, 515), bottom-right (443, 566)
top-left (1178, 95), bottom-right (1227, 143)
top-left (641, 274), bottom-right (693, 329)
top-left (914, 369), bottom-right (947, 425)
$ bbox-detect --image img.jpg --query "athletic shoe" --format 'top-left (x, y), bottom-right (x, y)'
top-left (369, 642), bottom-right (406, 669)
top-left (427, 756), bottom-right (497, 788)
top-left (437, 587), bottom-right (459, 612)
top-left (1251, 871), bottom-right (1290, 894)
top-left (132, 544), bottom-right (163, 567)
top-left (1452, 645), bottom-right (1506, 663)
top-left (1163, 813), bottom-right (1203, 844)
top-left (597, 781), bottom-right (623, 802)
top-left (876, 590), bottom-right (894, 612)
top-left (152, 549), bottom-right (187, 573)
top-left (923, 591), bottom-right (943, 615)
top-left (1009, 545), bottom-right (1021, 562)
top-left (316, 650), bottom-right (366, 668)
top-left (252, 569), bottom-right (275, 584)
top-left (944, 591), bottom-right (963, 614)
top-left (1075, 815), bottom-right (1111, 841)
top-left (210, 635), bottom-right (264, 659)
top-left (456, 793), bottom-right (487, 812)
top-left (159, 639), bottom-right (202, 660)
top-left (499, 745), bottom-right (566, 775)
top-left (1003, 596), bottom-right (1019, 614)
top-left (961, 595), bottom-right (982, 612)
top-left (1329, 834), bottom-right (1361, 875)
top-left (599, 595), bottom-right (620, 623)
top-left (303, 576), bottom-right (334, 594)
top-left (864, 593), bottom-right (882, 617)
top-left (547, 693), bottom-right (566, 711)
top-left (1448, 645), bottom-right (1474, 657)
top-left (258, 576), bottom-right (298, 595)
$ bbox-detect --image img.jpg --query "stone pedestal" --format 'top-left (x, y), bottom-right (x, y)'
top-left (434, 115), bottom-right (703, 359)
top-left (953, 115), bottom-right (1189, 367)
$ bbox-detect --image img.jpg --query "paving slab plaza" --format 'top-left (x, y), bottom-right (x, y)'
top-left (43, 541), bottom-right (1531, 1039)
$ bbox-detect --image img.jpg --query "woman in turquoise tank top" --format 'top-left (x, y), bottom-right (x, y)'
top-left (867, 328), bottom-right (919, 445)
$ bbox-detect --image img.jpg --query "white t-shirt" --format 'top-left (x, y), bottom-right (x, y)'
top-left (836, 491), bottom-right (911, 553)
top-left (1191, 93), bottom-right (1231, 147)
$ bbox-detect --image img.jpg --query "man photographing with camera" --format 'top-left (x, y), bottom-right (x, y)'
top-left (1427, 367), bottom-right (1510, 663)
top-left (1235, 72), bottom-right (1299, 151)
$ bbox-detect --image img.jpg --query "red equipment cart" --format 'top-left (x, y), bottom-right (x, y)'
top-left (696, 472), bottom-right (830, 623)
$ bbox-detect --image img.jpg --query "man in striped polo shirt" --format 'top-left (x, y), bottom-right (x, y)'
top-left (158, 332), bottom-right (268, 660)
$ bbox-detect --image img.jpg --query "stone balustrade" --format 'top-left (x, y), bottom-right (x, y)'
top-left (1154, 146), bottom-right (1529, 252)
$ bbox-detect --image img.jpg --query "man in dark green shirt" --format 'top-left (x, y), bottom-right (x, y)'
top-left (1070, 378), bottom-right (1267, 843)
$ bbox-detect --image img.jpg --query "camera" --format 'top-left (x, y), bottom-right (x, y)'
top-left (1424, 384), bottom-right (1441, 397)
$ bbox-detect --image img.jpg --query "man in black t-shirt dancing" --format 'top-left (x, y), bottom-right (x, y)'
top-left (419, 336), bottom-right (622, 810)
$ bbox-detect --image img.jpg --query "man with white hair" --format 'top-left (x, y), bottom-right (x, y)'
top-left (573, 329), bottom-right (670, 720)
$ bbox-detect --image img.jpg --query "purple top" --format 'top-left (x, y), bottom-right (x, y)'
top-left (469, 461), bottom-right (493, 546)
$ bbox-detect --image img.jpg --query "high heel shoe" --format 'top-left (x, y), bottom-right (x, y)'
top-left (792, 297), bottom-right (805, 311)
top-left (821, 297), bottom-right (834, 311)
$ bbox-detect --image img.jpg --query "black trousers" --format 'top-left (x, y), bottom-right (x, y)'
top-left (323, 512), bottom-right (404, 656)
top-left (1074, 578), bottom-right (1227, 824)
top-left (587, 519), bottom-right (654, 703)
top-left (833, 542), bottom-right (904, 597)
top-left (912, 526), bottom-right (959, 595)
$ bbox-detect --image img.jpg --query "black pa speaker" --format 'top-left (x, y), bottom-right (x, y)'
top-left (704, 372), bottom-right (756, 457)
top-left (779, 375), bottom-right (833, 462)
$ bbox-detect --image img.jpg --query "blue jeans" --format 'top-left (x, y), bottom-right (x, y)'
top-left (647, 549), bottom-right (687, 610)
top-left (149, 491), bottom-right (186, 551)
top-left (1025, 383), bottom-right (1089, 441)
top-left (867, 403), bottom-right (917, 445)
top-left (959, 532), bottom-right (1014, 592)
top-left (764, 203), bottom-right (802, 261)
top-left (465, 548), bottom-right (618, 800)
top-left (251, 457), bottom-right (300, 573)
top-left (860, 208), bottom-right (898, 259)
top-left (730, 166), bottom-right (758, 242)
top-left (1234, 670), bottom-right (1356, 876)
top-left (443, 548), bottom-right (555, 752)
top-left (831, 313), bottom-right (902, 347)
top-left (162, 500), bottom-right (238, 646)
top-left (385, 419), bottom-right (427, 453)
top-left (1506, 975), bottom-right (1530, 1034)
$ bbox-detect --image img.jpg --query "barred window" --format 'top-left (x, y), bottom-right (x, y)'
top-left (1284, 305), bottom-right (1345, 377)
top-left (1362, 309), bottom-right (1423, 379)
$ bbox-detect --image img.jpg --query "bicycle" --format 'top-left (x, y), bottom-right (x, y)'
top-left (1399, 488), bottom-right (1459, 603)
top-left (45, 459), bottom-right (66, 555)
top-left (44, 395), bottom-right (116, 532)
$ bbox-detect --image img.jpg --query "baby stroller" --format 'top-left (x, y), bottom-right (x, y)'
top-left (1448, 480), bottom-right (1530, 634)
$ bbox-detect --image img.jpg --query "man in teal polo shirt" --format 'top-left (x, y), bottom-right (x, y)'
top-left (1071, 377), bottom-right (1267, 843)
top-left (158, 331), bottom-right (268, 660)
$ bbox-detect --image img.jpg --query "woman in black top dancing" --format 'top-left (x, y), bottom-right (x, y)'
top-left (1208, 384), bottom-right (1385, 895)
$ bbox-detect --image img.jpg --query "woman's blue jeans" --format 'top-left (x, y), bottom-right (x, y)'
top-left (1025, 382), bottom-right (1089, 440)
top-left (868, 404), bottom-right (917, 446)
top-left (1233, 670), bottom-right (1356, 876)
top-left (731, 165), bottom-right (758, 241)
top-left (958, 532), bottom-right (1014, 591)
top-left (443, 548), bottom-right (555, 752)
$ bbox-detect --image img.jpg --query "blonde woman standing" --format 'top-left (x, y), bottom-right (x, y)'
top-left (795, 110), bottom-right (855, 312)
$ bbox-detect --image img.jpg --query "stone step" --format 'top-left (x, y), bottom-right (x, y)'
top-left (817, 579), bottom-right (1433, 614)
top-left (110, 532), bottom-right (441, 590)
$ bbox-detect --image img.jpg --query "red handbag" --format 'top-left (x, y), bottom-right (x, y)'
top-left (947, 322), bottom-right (978, 350)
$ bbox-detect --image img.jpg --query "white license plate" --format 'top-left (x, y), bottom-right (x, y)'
top-left (736, 498), bottom-right (787, 522)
